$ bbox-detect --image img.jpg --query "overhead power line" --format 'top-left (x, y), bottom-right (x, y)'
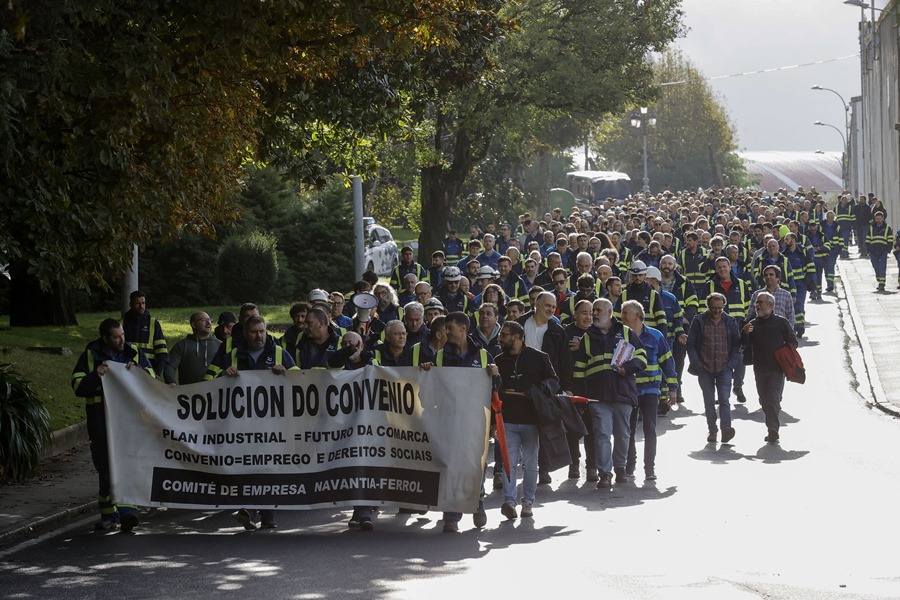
top-left (658, 53), bottom-right (860, 87)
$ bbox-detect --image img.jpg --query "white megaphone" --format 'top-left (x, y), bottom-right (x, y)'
top-left (352, 292), bottom-right (378, 336)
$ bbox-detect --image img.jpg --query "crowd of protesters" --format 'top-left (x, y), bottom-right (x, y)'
top-left (72, 186), bottom-right (896, 534)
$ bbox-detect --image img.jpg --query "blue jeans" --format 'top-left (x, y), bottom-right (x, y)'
top-left (733, 356), bottom-right (745, 390)
top-left (697, 369), bottom-right (732, 433)
top-left (589, 402), bottom-right (632, 475)
top-left (502, 423), bottom-right (539, 506)
top-left (627, 394), bottom-right (658, 474)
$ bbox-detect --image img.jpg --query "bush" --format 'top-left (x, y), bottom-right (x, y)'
top-left (0, 363), bottom-right (52, 480)
top-left (216, 231), bottom-right (280, 304)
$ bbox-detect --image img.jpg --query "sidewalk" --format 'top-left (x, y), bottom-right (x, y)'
top-left (0, 442), bottom-right (96, 549)
top-left (837, 247), bottom-right (900, 417)
top-left (2, 249), bottom-right (899, 550)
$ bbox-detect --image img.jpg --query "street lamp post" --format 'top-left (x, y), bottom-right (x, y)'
top-left (814, 120), bottom-right (848, 189)
top-left (811, 85), bottom-right (850, 190)
top-left (630, 107), bottom-right (657, 194)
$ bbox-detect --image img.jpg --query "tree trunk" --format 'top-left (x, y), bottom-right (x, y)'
top-left (8, 262), bottom-right (78, 327)
top-left (418, 113), bottom-right (492, 260)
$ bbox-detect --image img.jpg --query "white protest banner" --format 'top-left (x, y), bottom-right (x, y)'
top-left (102, 363), bottom-right (491, 513)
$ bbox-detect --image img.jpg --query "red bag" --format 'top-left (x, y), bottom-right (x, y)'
top-left (774, 344), bottom-right (805, 384)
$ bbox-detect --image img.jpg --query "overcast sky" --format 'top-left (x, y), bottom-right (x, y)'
top-left (675, 0), bottom-right (885, 152)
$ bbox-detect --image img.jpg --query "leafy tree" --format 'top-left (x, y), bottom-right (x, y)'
top-left (0, 0), bottom-right (507, 325)
top-left (216, 232), bottom-right (279, 305)
top-left (277, 179), bottom-right (355, 296)
top-left (139, 234), bottom-right (222, 308)
top-left (590, 49), bottom-right (750, 191)
top-left (417, 0), bottom-right (685, 259)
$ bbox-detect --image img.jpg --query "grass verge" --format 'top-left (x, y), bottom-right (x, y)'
top-left (0, 304), bottom-right (293, 432)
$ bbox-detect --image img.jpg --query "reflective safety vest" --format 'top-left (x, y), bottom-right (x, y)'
top-left (435, 347), bottom-right (489, 368)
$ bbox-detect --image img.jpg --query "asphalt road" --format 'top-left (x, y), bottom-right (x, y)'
top-left (2, 293), bottom-right (899, 600)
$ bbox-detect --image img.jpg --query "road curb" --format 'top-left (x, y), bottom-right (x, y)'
top-left (0, 500), bottom-right (95, 550)
top-left (41, 420), bottom-right (89, 459)
top-left (837, 260), bottom-right (900, 418)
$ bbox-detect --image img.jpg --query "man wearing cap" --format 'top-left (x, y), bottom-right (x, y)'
top-left (473, 265), bottom-right (499, 297)
top-left (214, 311), bottom-right (237, 343)
top-left (437, 266), bottom-right (470, 314)
top-left (390, 246), bottom-right (429, 292)
top-left (617, 261), bottom-right (668, 338)
top-left (645, 265), bottom-right (685, 410)
top-left (423, 297), bottom-right (447, 325)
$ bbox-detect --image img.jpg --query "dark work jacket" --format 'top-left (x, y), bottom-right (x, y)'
top-left (564, 323), bottom-right (589, 398)
top-left (495, 347), bottom-right (556, 424)
top-left (121, 309), bottom-right (168, 374)
top-left (372, 342), bottom-right (413, 367)
top-left (516, 312), bottom-right (573, 391)
top-left (742, 314), bottom-right (797, 373)
top-left (72, 339), bottom-right (153, 406)
top-left (530, 377), bottom-right (578, 472)
top-left (295, 328), bottom-right (341, 369)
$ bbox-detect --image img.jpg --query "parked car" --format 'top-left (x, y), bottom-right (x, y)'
top-left (364, 223), bottom-right (399, 277)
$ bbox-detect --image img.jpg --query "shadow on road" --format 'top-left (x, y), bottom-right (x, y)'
top-left (753, 445), bottom-right (809, 464)
top-left (731, 405), bottom-right (800, 426)
top-left (0, 505), bottom-right (583, 598)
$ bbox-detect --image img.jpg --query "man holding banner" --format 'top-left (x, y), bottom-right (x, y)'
top-left (494, 321), bottom-right (558, 520)
top-left (432, 311), bottom-right (498, 532)
top-left (206, 315), bottom-right (299, 530)
top-left (71, 318), bottom-right (154, 533)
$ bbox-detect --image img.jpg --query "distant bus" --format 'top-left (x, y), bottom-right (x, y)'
top-left (566, 171), bottom-right (632, 204)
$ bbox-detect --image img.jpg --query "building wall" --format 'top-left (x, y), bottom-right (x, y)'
top-left (854, 0), bottom-right (900, 230)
